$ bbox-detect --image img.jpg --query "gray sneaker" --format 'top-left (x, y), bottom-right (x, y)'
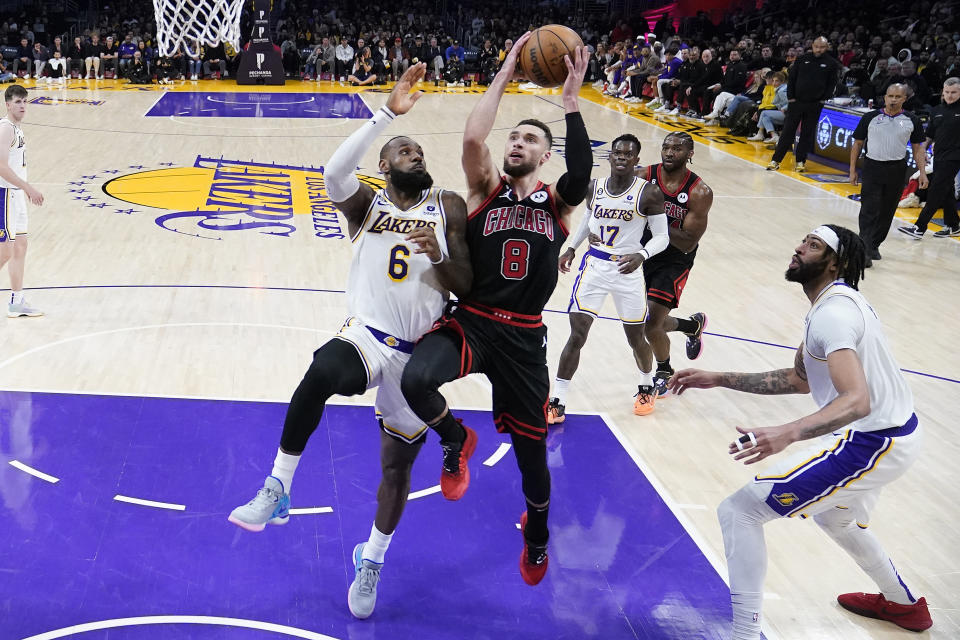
top-left (228, 476), bottom-right (290, 532)
top-left (7, 300), bottom-right (43, 318)
top-left (348, 542), bottom-right (382, 619)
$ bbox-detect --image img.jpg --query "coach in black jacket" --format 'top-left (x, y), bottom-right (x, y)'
top-left (768, 37), bottom-right (840, 172)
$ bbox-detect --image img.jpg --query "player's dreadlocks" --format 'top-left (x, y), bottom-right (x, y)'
top-left (824, 224), bottom-right (866, 290)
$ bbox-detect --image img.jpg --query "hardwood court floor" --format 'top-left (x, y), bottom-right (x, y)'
top-left (0, 77), bottom-right (957, 639)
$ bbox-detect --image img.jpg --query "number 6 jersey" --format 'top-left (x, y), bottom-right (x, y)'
top-left (347, 187), bottom-right (450, 342)
top-left (465, 177), bottom-right (569, 315)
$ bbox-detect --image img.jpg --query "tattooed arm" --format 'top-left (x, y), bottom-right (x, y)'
top-left (669, 344), bottom-right (810, 395)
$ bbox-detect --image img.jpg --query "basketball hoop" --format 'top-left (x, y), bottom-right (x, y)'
top-left (153, 0), bottom-right (244, 57)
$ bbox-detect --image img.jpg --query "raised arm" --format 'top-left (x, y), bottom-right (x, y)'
top-left (550, 46), bottom-right (594, 226)
top-left (462, 31), bottom-right (532, 200)
top-left (326, 63), bottom-right (426, 235)
top-left (668, 180), bottom-right (711, 253)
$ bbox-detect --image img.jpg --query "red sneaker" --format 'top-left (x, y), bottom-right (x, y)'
top-left (519, 511), bottom-right (549, 586)
top-left (837, 592), bottom-right (932, 631)
top-left (439, 423), bottom-right (477, 501)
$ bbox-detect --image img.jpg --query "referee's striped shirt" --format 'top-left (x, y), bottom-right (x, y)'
top-left (852, 109), bottom-right (925, 161)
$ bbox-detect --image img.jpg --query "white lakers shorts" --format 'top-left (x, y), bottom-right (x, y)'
top-left (335, 317), bottom-right (428, 444)
top-left (567, 250), bottom-right (648, 324)
top-left (752, 415), bottom-right (921, 523)
top-left (0, 187), bottom-right (27, 243)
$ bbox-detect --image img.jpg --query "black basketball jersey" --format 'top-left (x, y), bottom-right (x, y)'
top-left (464, 177), bottom-right (569, 316)
top-left (643, 163), bottom-right (702, 257)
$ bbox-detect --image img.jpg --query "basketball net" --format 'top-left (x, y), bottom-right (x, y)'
top-left (153, 0), bottom-right (244, 57)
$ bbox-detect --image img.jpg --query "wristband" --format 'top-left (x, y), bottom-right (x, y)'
top-left (430, 253), bottom-right (446, 265)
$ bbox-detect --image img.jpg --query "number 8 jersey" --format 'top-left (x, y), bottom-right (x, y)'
top-left (465, 177), bottom-right (569, 315)
top-left (347, 187), bottom-right (450, 342)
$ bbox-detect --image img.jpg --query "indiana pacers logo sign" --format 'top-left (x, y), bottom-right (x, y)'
top-left (66, 156), bottom-right (385, 241)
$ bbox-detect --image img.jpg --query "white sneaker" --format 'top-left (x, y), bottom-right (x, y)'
top-left (646, 98), bottom-right (662, 109)
top-left (7, 300), bottom-right (43, 318)
top-left (348, 542), bottom-right (382, 619)
top-left (667, 107), bottom-right (679, 116)
top-left (654, 103), bottom-right (670, 113)
top-left (898, 193), bottom-right (921, 207)
top-left (765, 134), bottom-right (780, 146)
top-left (747, 132), bottom-right (765, 141)
top-left (228, 476), bottom-right (291, 532)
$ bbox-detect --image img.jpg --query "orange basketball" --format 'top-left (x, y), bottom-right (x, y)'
top-left (519, 25), bottom-right (584, 88)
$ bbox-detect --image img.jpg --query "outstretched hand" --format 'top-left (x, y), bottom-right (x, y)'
top-left (386, 62), bottom-right (426, 115)
top-left (561, 46), bottom-right (590, 102)
top-left (668, 368), bottom-right (721, 395)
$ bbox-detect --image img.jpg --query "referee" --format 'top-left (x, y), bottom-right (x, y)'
top-left (849, 83), bottom-right (926, 266)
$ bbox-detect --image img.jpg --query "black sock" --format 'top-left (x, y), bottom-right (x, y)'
top-left (674, 316), bottom-right (699, 335)
top-left (656, 358), bottom-right (672, 374)
top-left (431, 411), bottom-right (465, 447)
top-left (525, 502), bottom-right (550, 547)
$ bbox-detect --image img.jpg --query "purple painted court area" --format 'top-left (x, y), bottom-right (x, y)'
top-left (1, 391), bottom-right (742, 640)
top-left (146, 92), bottom-right (372, 118)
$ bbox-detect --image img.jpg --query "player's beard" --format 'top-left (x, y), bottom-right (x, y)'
top-left (785, 254), bottom-right (831, 284)
top-left (389, 167), bottom-right (434, 195)
top-left (502, 157), bottom-right (538, 178)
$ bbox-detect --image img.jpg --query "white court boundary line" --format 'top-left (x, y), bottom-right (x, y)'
top-left (482, 442), bottom-right (512, 466)
top-left (597, 411), bottom-right (782, 640)
top-left (0, 322), bottom-right (334, 373)
top-left (9, 460), bottom-right (60, 483)
top-left (407, 485), bottom-right (442, 500)
top-left (289, 507), bottom-right (334, 515)
top-left (113, 494), bottom-right (185, 511)
top-left (19, 615), bottom-right (340, 640)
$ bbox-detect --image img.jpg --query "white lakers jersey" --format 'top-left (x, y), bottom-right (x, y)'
top-left (586, 177), bottom-right (649, 253)
top-left (347, 187), bottom-right (449, 342)
top-left (803, 281), bottom-right (914, 431)
top-left (0, 118), bottom-right (25, 188)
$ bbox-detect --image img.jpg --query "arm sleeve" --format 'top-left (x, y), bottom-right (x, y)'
top-left (324, 106), bottom-right (396, 202)
top-left (555, 112), bottom-right (592, 207)
top-left (805, 296), bottom-right (865, 359)
top-left (567, 207), bottom-right (592, 249)
top-left (641, 213), bottom-right (669, 259)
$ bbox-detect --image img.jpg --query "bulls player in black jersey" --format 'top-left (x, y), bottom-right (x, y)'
top-left (638, 132), bottom-right (714, 396)
top-left (401, 32), bottom-right (592, 586)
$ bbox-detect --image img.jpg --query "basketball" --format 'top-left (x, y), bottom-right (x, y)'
top-left (519, 25), bottom-right (584, 88)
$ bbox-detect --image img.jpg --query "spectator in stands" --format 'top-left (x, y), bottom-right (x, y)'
top-left (409, 34), bottom-right (429, 69)
top-left (373, 38), bottom-right (388, 75)
top-left (137, 40), bottom-right (154, 76)
top-left (703, 49), bottom-right (748, 119)
top-left (67, 36), bottom-right (84, 77)
top-left (335, 36), bottom-right (354, 80)
top-left (842, 56), bottom-right (871, 100)
top-left (186, 41), bottom-right (203, 80)
top-left (0, 59), bottom-right (15, 83)
top-left (31, 41), bottom-right (48, 80)
top-left (768, 36), bottom-right (840, 173)
top-left (428, 36), bottom-right (444, 78)
top-left (101, 35), bottom-right (119, 77)
top-left (497, 38), bottom-right (513, 70)
top-left (49, 36), bottom-right (67, 63)
top-left (686, 48), bottom-right (723, 119)
top-left (125, 49), bottom-right (151, 83)
top-left (388, 37), bottom-right (409, 80)
top-left (748, 71), bottom-right (788, 144)
top-left (445, 39), bottom-right (464, 64)
top-left (749, 45), bottom-right (784, 72)
top-left (648, 45), bottom-right (681, 110)
top-left (888, 60), bottom-right (931, 109)
top-left (46, 49), bottom-right (67, 83)
top-left (626, 43), bottom-right (662, 101)
top-left (305, 37), bottom-right (332, 80)
top-left (118, 34), bottom-right (137, 72)
top-left (657, 46), bottom-right (697, 115)
top-left (12, 37), bottom-right (32, 78)
top-left (84, 33), bottom-right (103, 79)
top-left (280, 34), bottom-right (299, 77)
top-left (347, 46), bottom-right (377, 85)
top-left (204, 41), bottom-right (227, 78)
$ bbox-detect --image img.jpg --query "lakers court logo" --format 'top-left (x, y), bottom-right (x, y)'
top-left (66, 156), bottom-right (385, 241)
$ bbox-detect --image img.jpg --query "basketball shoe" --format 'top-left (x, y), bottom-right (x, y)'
top-left (684, 312), bottom-right (708, 360)
top-left (932, 225), bottom-right (960, 237)
top-left (652, 369), bottom-right (673, 399)
top-left (547, 398), bottom-right (566, 424)
top-left (837, 592), bottom-right (932, 632)
top-left (519, 511), bottom-right (548, 585)
top-left (228, 476), bottom-right (290, 532)
top-left (7, 299), bottom-right (43, 317)
top-left (348, 543), bottom-right (382, 619)
top-left (897, 224), bottom-right (925, 240)
top-left (440, 422), bottom-right (477, 500)
top-left (633, 385), bottom-right (656, 415)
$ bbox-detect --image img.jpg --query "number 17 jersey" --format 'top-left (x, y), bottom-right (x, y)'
top-left (465, 177), bottom-right (569, 316)
top-left (347, 187), bottom-right (449, 342)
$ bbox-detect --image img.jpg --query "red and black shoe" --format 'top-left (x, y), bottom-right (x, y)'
top-left (519, 511), bottom-right (549, 586)
top-left (837, 592), bottom-right (932, 632)
top-left (439, 422), bottom-right (477, 501)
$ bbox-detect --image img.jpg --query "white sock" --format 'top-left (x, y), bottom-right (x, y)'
top-left (363, 523), bottom-right (393, 564)
top-left (553, 378), bottom-right (571, 406)
top-left (270, 448), bottom-right (300, 494)
top-left (731, 591), bottom-right (763, 640)
top-left (11, 290), bottom-right (24, 305)
top-left (638, 369), bottom-right (654, 387)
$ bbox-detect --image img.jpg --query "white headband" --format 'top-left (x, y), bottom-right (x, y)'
top-left (810, 225), bottom-right (840, 253)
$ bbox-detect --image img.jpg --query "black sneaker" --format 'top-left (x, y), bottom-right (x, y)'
top-left (652, 368), bottom-right (674, 398)
top-left (547, 397), bottom-right (565, 424)
top-left (685, 312), bottom-right (708, 360)
top-left (932, 225), bottom-right (960, 238)
top-left (897, 224), bottom-right (924, 240)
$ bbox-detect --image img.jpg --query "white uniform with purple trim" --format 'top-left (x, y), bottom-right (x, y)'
top-left (336, 186), bottom-right (449, 443)
top-left (754, 281), bottom-right (921, 523)
top-left (0, 118), bottom-right (27, 243)
top-left (567, 176), bottom-right (651, 324)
